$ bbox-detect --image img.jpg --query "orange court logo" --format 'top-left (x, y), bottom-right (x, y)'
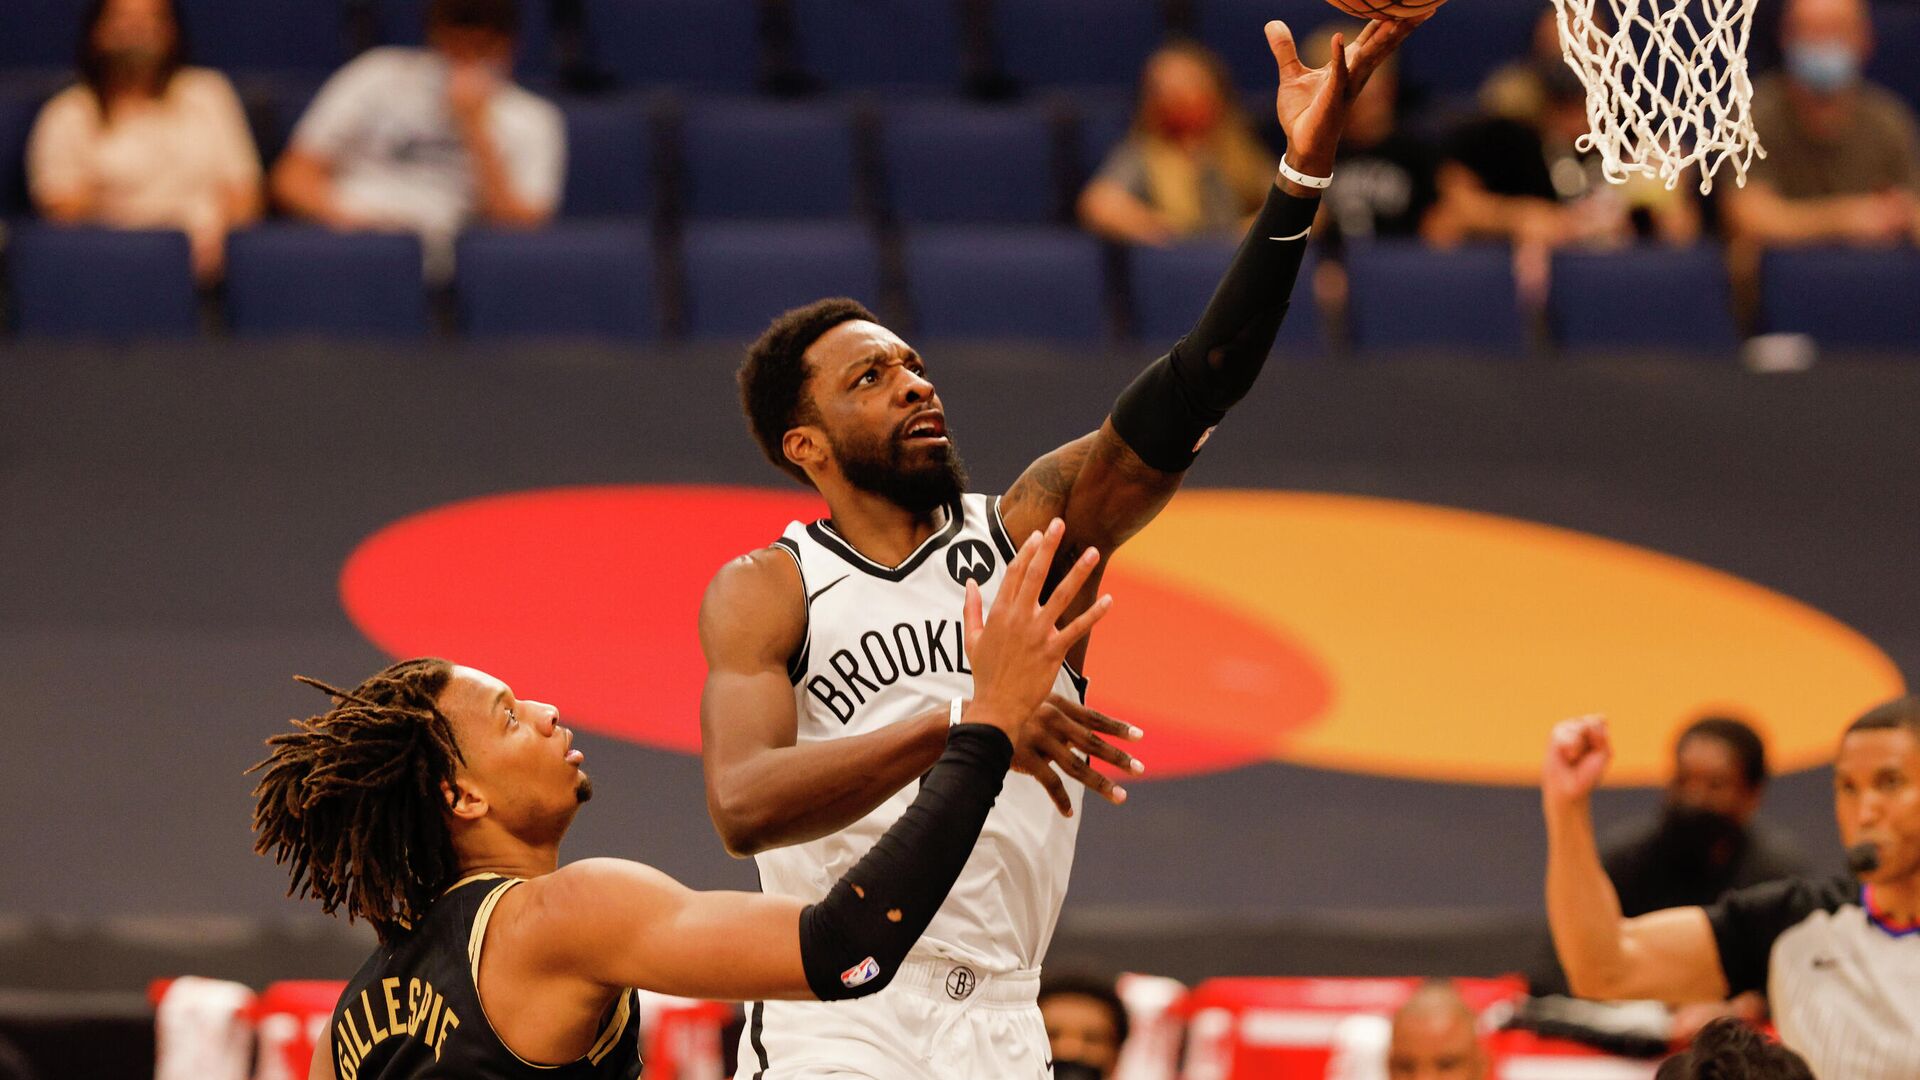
top-left (341, 486), bottom-right (1903, 785)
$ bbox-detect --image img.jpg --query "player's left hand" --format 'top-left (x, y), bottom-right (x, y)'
top-left (1013, 694), bottom-right (1145, 816)
top-left (1267, 16), bottom-right (1422, 177)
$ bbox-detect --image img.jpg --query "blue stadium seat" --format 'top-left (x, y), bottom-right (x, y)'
top-left (0, 0), bottom-right (88, 70)
top-left (1071, 92), bottom-right (1135, 181)
top-left (1395, 0), bottom-right (1541, 99)
top-left (1548, 247), bottom-right (1737, 352)
top-left (1130, 237), bottom-right (1324, 355)
top-left (582, 0), bottom-right (760, 91)
top-left (179, 0), bottom-right (350, 75)
top-left (456, 224), bottom-right (656, 339)
top-left (681, 221), bottom-right (881, 338)
top-left (792, 0), bottom-right (964, 91)
top-left (680, 99), bottom-right (860, 220)
top-left (229, 74), bottom-right (323, 170)
top-left (1197, 0), bottom-right (1340, 93)
top-left (0, 80), bottom-right (53, 218)
top-left (373, 0), bottom-right (557, 81)
top-left (9, 226), bottom-right (198, 338)
top-left (880, 101), bottom-right (1058, 224)
top-left (904, 226), bottom-right (1107, 340)
top-left (226, 227), bottom-right (427, 337)
top-left (1867, 5), bottom-right (1920, 116)
top-left (1759, 248), bottom-right (1920, 350)
top-left (994, 0), bottom-right (1167, 88)
top-left (1344, 242), bottom-right (1527, 354)
top-left (560, 95), bottom-right (654, 217)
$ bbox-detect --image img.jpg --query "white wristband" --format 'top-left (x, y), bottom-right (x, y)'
top-left (1278, 156), bottom-right (1333, 190)
top-left (949, 697), bottom-right (966, 727)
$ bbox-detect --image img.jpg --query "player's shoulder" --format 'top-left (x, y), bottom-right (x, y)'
top-left (700, 545), bottom-right (805, 641)
top-left (1714, 874), bottom-right (1857, 925)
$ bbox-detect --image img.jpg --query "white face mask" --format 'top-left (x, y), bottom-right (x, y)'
top-left (1785, 41), bottom-right (1862, 93)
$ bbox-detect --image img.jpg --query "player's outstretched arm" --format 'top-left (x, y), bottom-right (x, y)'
top-left (533, 525), bottom-right (1112, 1001)
top-left (1000, 20), bottom-right (1420, 569)
top-left (1543, 715), bottom-right (1730, 1003)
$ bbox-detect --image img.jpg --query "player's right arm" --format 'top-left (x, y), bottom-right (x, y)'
top-left (537, 525), bottom-right (1111, 1001)
top-left (697, 547), bottom-right (955, 855)
top-left (1543, 715), bottom-right (1731, 1003)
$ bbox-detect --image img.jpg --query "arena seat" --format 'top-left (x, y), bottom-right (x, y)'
top-left (1196, 0), bottom-right (1341, 93)
top-left (229, 73), bottom-right (324, 170)
top-left (904, 226), bottom-right (1108, 340)
top-left (178, 0), bottom-right (350, 75)
top-left (992, 0), bottom-right (1168, 89)
top-left (0, 0), bottom-right (87, 71)
top-left (1759, 248), bottom-right (1920, 350)
top-left (1344, 242), bottom-right (1528, 354)
top-left (1867, 5), bottom-right (1920, 114)
top-left (0, 81), bottom-right (52, 218)
top-left (373, 0), bottom-right (557, 81)
top-left (456, 224), bottom-right (656, 339)
top-left (791, 0), bottom-right (965, 92)
top-left (1071, 93), bottom-right (1136, 182)
top-left (679, 99), bottom-right (861, 220)
top-left (559, 94), bottom-right (655, 218)
top-left (1549, 247), bottom-right (1738, 353)
top-left (879, 100), bottom-right (1059, 225)
top-left (1395, 0), bottom-right (1541, 99)
top-left (681, 221), bottom-right (882, 338)
top-left (226, 227), bottom-right (428, 337)
top-left (8, 226), bottom-right (199, 338)
top-left (581, 0), bottom-right (761, 91)
top-left (1129, 238), bottom-right (1325, 355)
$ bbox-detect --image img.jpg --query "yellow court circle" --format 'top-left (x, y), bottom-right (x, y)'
top-left (1111, 491), bottom-right (1906, 785)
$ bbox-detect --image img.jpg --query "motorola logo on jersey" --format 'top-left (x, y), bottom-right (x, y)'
top-left (946, 540), bottom-right (995, 587)
top-left (341, 485), bottom-right (1902, 784)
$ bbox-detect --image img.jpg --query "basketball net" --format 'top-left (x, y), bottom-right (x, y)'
top-left (1550, 0), bottom-right (1765, 192)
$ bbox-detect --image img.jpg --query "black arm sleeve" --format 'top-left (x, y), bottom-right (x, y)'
top-left (797, 723), bottom-right (1012, 1000)
top-left (1110, 183), bottom-right (1321, 472)
top-left (1703, 875), bottom-right (1853, 995)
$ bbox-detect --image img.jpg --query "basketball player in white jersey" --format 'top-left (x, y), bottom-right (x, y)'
top-left (699, 17), bottom-right (1421, 1078)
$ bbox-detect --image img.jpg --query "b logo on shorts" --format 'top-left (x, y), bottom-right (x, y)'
top-left (944, 965), bottom-right (977, 1000)
top-left (946, 540), bottom-right (996, 587)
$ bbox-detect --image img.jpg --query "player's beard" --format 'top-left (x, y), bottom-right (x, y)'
top-left (832, 424), bottom-right (968, 515)
top-left (573, 774), bottom-right (593, 803)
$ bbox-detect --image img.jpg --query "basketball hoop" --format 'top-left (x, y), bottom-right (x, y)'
top-left (1549, 0), bottom-right (1765, 192)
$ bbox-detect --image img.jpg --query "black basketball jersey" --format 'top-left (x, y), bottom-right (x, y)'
top-left (328, 873), bottom-right (642, 1080)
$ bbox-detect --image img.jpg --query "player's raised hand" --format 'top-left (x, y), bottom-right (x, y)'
top-left (963, 519), bottom-right (1113, 748)
top-left (1542, 714), bottom-right (1612, 810)
top-left (1266, 16), bottom-right (1422, 176)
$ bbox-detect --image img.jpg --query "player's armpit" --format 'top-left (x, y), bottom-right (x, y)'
top-left (1590, 906), bottom-right (1731, 1004)
top-left (519, 859), bottom-right (815, 1002)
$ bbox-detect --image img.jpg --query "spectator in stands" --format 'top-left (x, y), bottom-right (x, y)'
top-left (1077, 41), bottom-right (1276, 246)
top-left (26, 0), bottom-right (262, 283)
top-left (1385, 981), bottom-right (1489, 1080)
top-left (1654, 1017), bottom-right (1814, 1080)
top-left (1038, 972), bottom-right (1130, 1080)
top-left (1303, 26), bottom-right (1437, 247)
top-left (1723, 0), bottom-right (1920, 249)
top-left (270, 0), bottom-right (563, 266)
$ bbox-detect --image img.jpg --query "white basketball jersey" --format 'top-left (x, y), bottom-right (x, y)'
top-left (753, 493), bottom-right (1086, 974)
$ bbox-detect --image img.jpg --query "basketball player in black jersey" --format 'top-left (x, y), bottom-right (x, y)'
top-left (251, 523), bottom-right (1110, 1080)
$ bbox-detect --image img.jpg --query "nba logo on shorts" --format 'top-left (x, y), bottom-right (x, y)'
top-left (840, 956), bottom-right (881, 988)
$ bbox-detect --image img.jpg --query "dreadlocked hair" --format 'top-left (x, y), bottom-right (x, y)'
top-left (248, 657), bottom-right (462, 944)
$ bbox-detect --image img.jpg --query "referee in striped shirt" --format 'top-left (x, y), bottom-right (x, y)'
top-left (1541, 699), bottom-right (1920, 1079)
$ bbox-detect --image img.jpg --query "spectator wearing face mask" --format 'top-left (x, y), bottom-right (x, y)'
top-left (1038, 973), bottom-right (1130, 1080)
top-left (1077, 41), bottom-right (1277, 246)
top-left (26, 0), bottom-right (263, 283)
top-left (1724, 0), bottom-right (1920, 248)
top-left (270, 0), bottom-right (564, 264)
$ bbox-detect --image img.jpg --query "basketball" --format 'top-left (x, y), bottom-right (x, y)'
top-left (1321, 0), bottom-right (1451, 19)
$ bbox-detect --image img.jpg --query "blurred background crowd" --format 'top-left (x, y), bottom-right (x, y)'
top-left (0, 0), bottom-right (1915, 351)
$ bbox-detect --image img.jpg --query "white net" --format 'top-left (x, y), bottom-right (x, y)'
top-left (1550, 0), bottom-right (1765, 193)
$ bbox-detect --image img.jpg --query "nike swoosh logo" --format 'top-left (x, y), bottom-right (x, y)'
top-left (808, 574), bottom-right (850, 603)
top-left (1269, 227), bottom-right (1311, 242)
